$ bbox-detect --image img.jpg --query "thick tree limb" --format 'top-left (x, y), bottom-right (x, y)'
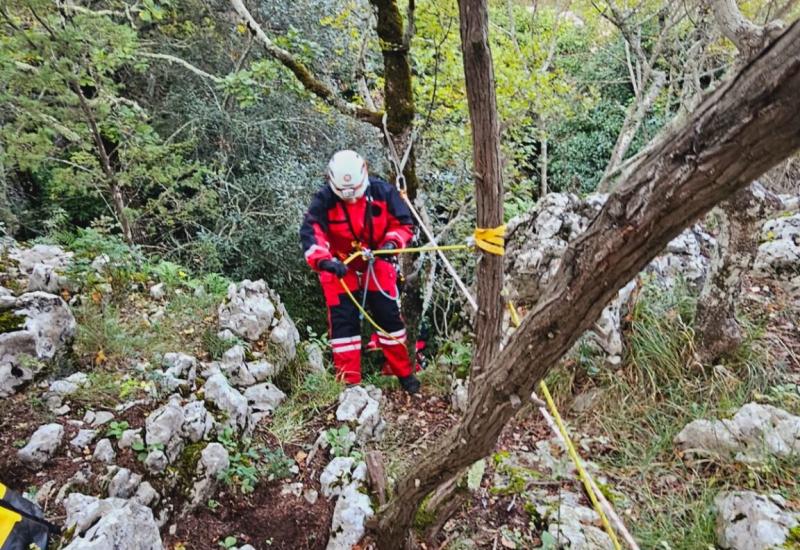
top-left (375, 19), bottom-right (800, 546)
top-left (707, 0), bottom-right (785, 60)
top-left (229, 0), bottom-right (382, 127)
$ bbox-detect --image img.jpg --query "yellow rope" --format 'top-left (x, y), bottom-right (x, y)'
top-left (538, 381), bottom-right (622, 550)
top-left (505, 300), bottom-right (622, 549)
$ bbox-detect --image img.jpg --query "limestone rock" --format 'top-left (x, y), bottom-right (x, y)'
top-left (305, 343), bottom-right (325, 372)
top-left (133, 482), bottom-right (159, 507)
top-left (70, 429), bottom-right (98, 450)
top-left (189, 442), bottom-right (229, 507)
top-left (715, 491), bottom-right (799, 550)
top-left (63, 493), bottom-right (163, 550)
top-left (450, 378), bottom-right (468, 414)
top-left (119, 429), bottom-right (143, 450)
top-left (92, 439), bottom-right (116, 464)
top-left (336, 385), bottom-right (385, 443)
top-left (0, 292), bottom-right (76, 397)
top-left (203, 373), bottom-right (249, 432)
top-left (18, 423), bottom-right (64, 467)
top-left (218, 280), bottom-right (277, 341)
top-left (755, 213), bottom-right (800, 277)
top-left (145, 397), bottom-right (185, 462)
top-left (326, 483), bottom-right (373, 550)
top-left (181, 400), bottom-right (214, 443)
top-left (536, 490), bottom-right (614, 550)
top-left (144, 450), bottom-right (168, 474)
top-left (108, 468), bottom-right (142, 499)
top-left (244, 383), bottom-right (286, 414)
top-left (675, 403), bottom-right (800, 464)
top-left (149, 283), bottom-right (166, 300)
top-left (320, 457), bottom-right (367, 498)
top-left (9, 244), bottom-right (72, 278)
top-left (217, 280), bottom-right (298, 363)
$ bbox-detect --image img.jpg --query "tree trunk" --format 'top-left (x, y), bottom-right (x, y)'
top-left (695, 0), bottom-right (786, 362)
top-left (599, 70), bottom-right (666, 191)
top-left (540, 132), bottom-right (548, 198)
top-left (695, 184), bottom-right (781, 362)
top-left (71, 82), bottom-right (134, 244)
top-left (374, 20), bottom-right (800, 547)
top-left (370, 0), bottom-right (423, 359)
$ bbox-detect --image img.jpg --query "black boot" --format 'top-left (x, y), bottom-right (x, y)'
top-left (399, 374), bottom-right (421, 395)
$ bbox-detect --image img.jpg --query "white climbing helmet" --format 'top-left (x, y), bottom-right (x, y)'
top-left (327, 150), bottom-right (369, 202)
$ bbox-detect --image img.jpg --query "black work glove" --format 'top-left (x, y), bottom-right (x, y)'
top-left (379, 241), bottom-right (397, 251)
top-left (318, 259), bottom-right (348, 278)
top-left (378, 241), bottom-right (398, 263)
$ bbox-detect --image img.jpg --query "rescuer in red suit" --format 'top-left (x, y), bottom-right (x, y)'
top-left (300, 150), bottom-right (421, 393)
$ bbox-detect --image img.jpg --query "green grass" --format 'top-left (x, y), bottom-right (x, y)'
top-left (574, 280), bottom-right (788, 549)
top-left (270, 370), bottom-right (343, 444)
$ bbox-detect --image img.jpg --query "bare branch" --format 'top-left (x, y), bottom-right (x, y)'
top-left (229, 0), bottom-right (383, 127)
top-left (706, 0), bottom-right (785, 60)
top-left (139, 52), bottom-right (223, 83)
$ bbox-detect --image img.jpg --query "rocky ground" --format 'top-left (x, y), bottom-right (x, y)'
top-left (1, 192), bottom-right (799, 550)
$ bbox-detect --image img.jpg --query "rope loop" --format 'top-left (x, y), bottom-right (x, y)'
top-left (473, 224), bottom-right (506, 256)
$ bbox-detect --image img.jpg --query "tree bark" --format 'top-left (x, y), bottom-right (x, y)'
top-left (695, 183), bottom-right (781, 362)
top-left (370, 0), bottom-right (424, 359)
top-left (695, 0), bottom-right (786, 362)
top-left (707, 0), bottom-right (785, 60)
top-left (230, 0), bottom-right (383, 126)
top-left (458, 0), bottom-right (505, 382)
top-left (375, 20), bottom-right (800, 547)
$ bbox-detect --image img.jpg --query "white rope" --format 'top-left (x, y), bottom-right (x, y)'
top-left (382, 114), bottom-right (478, 311)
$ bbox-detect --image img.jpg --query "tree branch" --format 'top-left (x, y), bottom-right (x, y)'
top-left (706, 0), bottom-right (785, 60)
top-left (229, 0), bottom-right (383, 127)
top-left (140, 52), bottom-right (223, 83)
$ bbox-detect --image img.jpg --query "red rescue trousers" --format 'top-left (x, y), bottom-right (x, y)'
top-left (319, 259), bottom-right (412, 384)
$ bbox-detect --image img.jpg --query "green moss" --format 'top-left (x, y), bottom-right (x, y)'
top-left (413, 494), bottom-right (435, 531)
top-left (175, 441), bottom-right (207, 489)
top-left (0, 310), bottom-right (25, 334)
top-left (784, 526), bottom-right (800, 549)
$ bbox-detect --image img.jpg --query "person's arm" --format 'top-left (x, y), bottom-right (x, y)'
top-left (299, 189), bottom-right (334, 270)
top-left (379, 186), bottom-right (415, 249)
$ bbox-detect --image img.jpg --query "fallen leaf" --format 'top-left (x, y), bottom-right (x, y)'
top-left (500, 535), bottom-right (516, 549)
top-left (91, 290), bottom-right (102, 304)
top-left (95, 349), bottom-right (107, 365)
top-left (295, 450), bottom-right (308, 464)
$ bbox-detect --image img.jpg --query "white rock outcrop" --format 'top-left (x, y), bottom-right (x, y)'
top-left (675, 403), bottom-right (800, 464)
top-left (715, 491), bottom-right (799, 550)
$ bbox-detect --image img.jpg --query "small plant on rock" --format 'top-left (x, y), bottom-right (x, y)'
top-left (218, 536), bottom-right (237, 549)
top-left (131, 440), bottom-right (165, 462)
top-left (326, 425), bottom-right (361, 460)
top-left (105, 420), bottom-right (130, 439)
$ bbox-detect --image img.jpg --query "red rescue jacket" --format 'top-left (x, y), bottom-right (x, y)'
top-left (300, 178), bottom-right (415, 272)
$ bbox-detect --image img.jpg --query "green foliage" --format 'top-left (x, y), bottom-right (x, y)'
top-left (218, 536), bottom-right (237, 549)
top-left (132, 440), bottom-right (165, 462)
top-left (0, 311), bottom-right (25, 334)
top-left (217, 427), bottom-right (295, 494)
top-left (0, 1), bottom-right (213, 241)
top-left (325, 425), bottom-right (360, 460)
top-left (105, 420), bottom-right (130, 439)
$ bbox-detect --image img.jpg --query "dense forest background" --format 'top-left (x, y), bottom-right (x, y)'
top-left (5, 0), bottom-right (795, 334)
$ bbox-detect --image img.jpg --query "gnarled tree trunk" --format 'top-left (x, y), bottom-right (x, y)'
top-left (695, 0), bottom-right (786, 362)
top-left (695, 183), bottom-right (781, 362)
top-left (375, 19), bottom-right (800, 547)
